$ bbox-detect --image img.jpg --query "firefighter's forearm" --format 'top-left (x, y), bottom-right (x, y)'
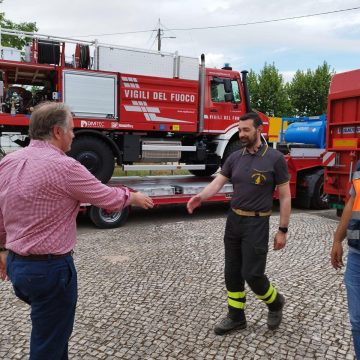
top-left (198, 174), bottom-right (228, 201)
top-left (278, 183), bottom-right (291, 227)
top-left (279, 196), bottom-right (291, 227)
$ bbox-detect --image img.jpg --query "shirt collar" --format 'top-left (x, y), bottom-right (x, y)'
top-left (242, 143), bottom-right (268, 157)
top-left (29, 139), bottom-right (65, 155)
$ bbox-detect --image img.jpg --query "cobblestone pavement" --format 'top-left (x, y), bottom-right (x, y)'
top-left (0, 213), bottom-right (356, 359)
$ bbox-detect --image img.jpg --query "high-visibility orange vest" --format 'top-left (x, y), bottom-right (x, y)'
top-left (347, 174), bottom-right (360, 250)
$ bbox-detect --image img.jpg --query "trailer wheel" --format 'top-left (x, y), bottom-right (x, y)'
top-left (336, 208), bottom-right (343, 217)
top-left (310, 176), bottom-right (329, 209)
top-left (69, 136), bottom-right (114, 183)
top-left (89, 206), bottom-right (130, 229)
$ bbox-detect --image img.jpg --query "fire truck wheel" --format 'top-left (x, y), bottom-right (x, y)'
top-left (222, 140), bottom-right (243, 165)
top-left (310, 176), bottom-right (329, 209)
top-left (69, 136), bottom-right (114, 183)
top-left (88, 206), bottom-right (130, 229)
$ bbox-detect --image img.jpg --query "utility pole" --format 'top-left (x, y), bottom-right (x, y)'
top-left (156, 19), bottom-right (175, 52)
top-left (157, 27), bottom-right (161, 52)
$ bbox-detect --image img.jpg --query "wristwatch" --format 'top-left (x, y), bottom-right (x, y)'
top-left (278, 227), bottom-right (288, 234)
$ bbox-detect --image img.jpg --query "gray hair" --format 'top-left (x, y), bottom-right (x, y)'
top-left (29, 102), bottom-right (71, 140)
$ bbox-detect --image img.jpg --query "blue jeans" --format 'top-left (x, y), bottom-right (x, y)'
top-left (7, 253), bottom-right (77, 360)
top-left (345, 250), bottom-right (360, 358)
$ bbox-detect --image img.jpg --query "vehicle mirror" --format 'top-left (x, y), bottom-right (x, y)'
top-left (212, 77), bottom-right (223, 85)
top-left (224, 93), bottom-right (234, 102)
top-left (223, 79), bottom-right (232, 93)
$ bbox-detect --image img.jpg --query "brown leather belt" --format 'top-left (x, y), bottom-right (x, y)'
top-left (232, 208), bottom-right (272, 217)
top-left (9, 250), bottom-right (73, 260)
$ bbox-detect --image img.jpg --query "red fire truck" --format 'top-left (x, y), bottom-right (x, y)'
top-left (0, 29), bottom-right (330, 228)
top-left (324, 69), bottom-right (360, 216)
top-left (0, 28), bottom-right (269, 183)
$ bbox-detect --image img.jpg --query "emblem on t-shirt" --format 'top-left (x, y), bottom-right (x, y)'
top-left (251, 171), bottom-right (267, 185)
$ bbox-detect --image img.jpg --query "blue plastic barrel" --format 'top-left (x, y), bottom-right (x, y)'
top-left (284, 120), bottom-right (326, 148)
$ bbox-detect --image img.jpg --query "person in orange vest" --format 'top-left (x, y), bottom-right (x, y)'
top-left (331, 168), bottom-right (360, 359)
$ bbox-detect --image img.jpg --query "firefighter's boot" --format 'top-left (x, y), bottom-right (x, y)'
top-left (256, 283), bottom-right (285, 330)
top-left (214, 290), bottom-right (247, 335)
top-left (214, 311), bottom-right (247, 335)
top-left (267, 293), bottom-right (285, 330)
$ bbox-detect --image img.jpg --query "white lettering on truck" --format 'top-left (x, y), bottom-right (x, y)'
top-left (152, 92), bottom-right (167, 100)
top-left (170, 93), bottom-right (195, 103)
top-left (124, 89), bottom-right (150, 100)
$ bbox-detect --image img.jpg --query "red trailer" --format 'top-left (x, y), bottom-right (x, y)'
top-left (324, 69), bottom-right (360, 215)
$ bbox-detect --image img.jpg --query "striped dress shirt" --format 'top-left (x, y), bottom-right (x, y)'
top-left (0, 140), bottom-right (130, 255)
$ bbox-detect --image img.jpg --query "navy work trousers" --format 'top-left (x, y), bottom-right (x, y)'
top-left (224, 211), bottom-right (270, 296)
top-left (7, 253), bottom-right (77, 360)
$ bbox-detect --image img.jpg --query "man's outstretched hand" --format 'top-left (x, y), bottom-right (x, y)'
top-left (187, 195), bottom-right (202, 214)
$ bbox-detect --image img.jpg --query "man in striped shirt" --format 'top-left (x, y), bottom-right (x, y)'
top-left (0, 102), bottom-right (154, 360)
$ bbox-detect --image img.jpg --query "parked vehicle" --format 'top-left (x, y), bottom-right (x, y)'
top-left (323, 69), bottom-right (360, 216)
top-left (0, 28), bottom-right (333, 228)
top-left (88, 115), bottom-right (329, 228)
top-left (0, 28), bottom-right (269, 183)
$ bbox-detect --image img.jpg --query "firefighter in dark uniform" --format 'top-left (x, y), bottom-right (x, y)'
top-left (187, 112), bottom-right (291, 334)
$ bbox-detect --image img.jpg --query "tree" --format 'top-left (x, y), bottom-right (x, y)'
top-left (288, 62), bottom-right (333, 116)
top-left (247, 63), bottom-right (292, 117)
top-left (247, 69), bottom-right (259, 110)
top-left (0, 13), bottom-right (37, 49)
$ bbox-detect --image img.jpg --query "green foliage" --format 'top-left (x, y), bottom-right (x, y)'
top-left (288, 62), bottom-right (333, 116)
top-left (247, 69), bottom-right (258, 109)
top-left (247, 63), bottom-right (291, 117)
top-left (248, 61), bottom-right (333, 117)
top-left (0, 13), bottom-right (37, 49)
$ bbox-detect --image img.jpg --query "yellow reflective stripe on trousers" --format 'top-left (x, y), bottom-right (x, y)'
top-left (264, 288), bottom-right (277, 304)
top-left (228, 298), bottom-right (245, 309)
top-left (257, 284), bottom-right (274, 300)
top-left (227, 291), bottom-right (245, 299)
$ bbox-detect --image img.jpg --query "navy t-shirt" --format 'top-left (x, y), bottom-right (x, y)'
top-left (221, 144), bottom-right (289, 212)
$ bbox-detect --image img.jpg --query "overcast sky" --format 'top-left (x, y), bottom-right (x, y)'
top-left (2, 0), bottom-right (360, 82)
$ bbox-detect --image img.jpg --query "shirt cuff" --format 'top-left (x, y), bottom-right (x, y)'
top-left (123, 187), bottom-right (132, 208)
top-left (0, 234), bottom-right (6, 248)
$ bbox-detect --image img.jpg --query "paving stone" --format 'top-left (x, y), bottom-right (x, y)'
top-left (0, 213), bottom-right (356, 359)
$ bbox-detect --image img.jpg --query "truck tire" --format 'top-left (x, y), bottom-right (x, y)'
top-left (69, 136), bottom-right (114, 183)
top-left (88, 206), bottom-right (130, 229)
top-left (222, 140), bottom-right (243, 165)
top-left (310, 176), bottom-right (329, 210)
top-left (336, 208), bottom-right (343, 217)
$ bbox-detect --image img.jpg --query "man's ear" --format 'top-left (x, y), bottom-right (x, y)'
top-left (52, 126), bottom-right (62, 140)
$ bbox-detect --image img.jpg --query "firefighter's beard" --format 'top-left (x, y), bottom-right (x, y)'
top-left (240, 131), bottom-right (257, 148)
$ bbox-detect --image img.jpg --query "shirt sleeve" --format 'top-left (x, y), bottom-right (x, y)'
top-left (350, 184), bottom-right (355, 197)
top-left (274, 154), bottom-right (290, 185)
top-left (0, 207), bottom-right (6, 247)
top-left (220, 152), bottom-right (235, 179)
top-left (65, 161), bottom-right (131, 211)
